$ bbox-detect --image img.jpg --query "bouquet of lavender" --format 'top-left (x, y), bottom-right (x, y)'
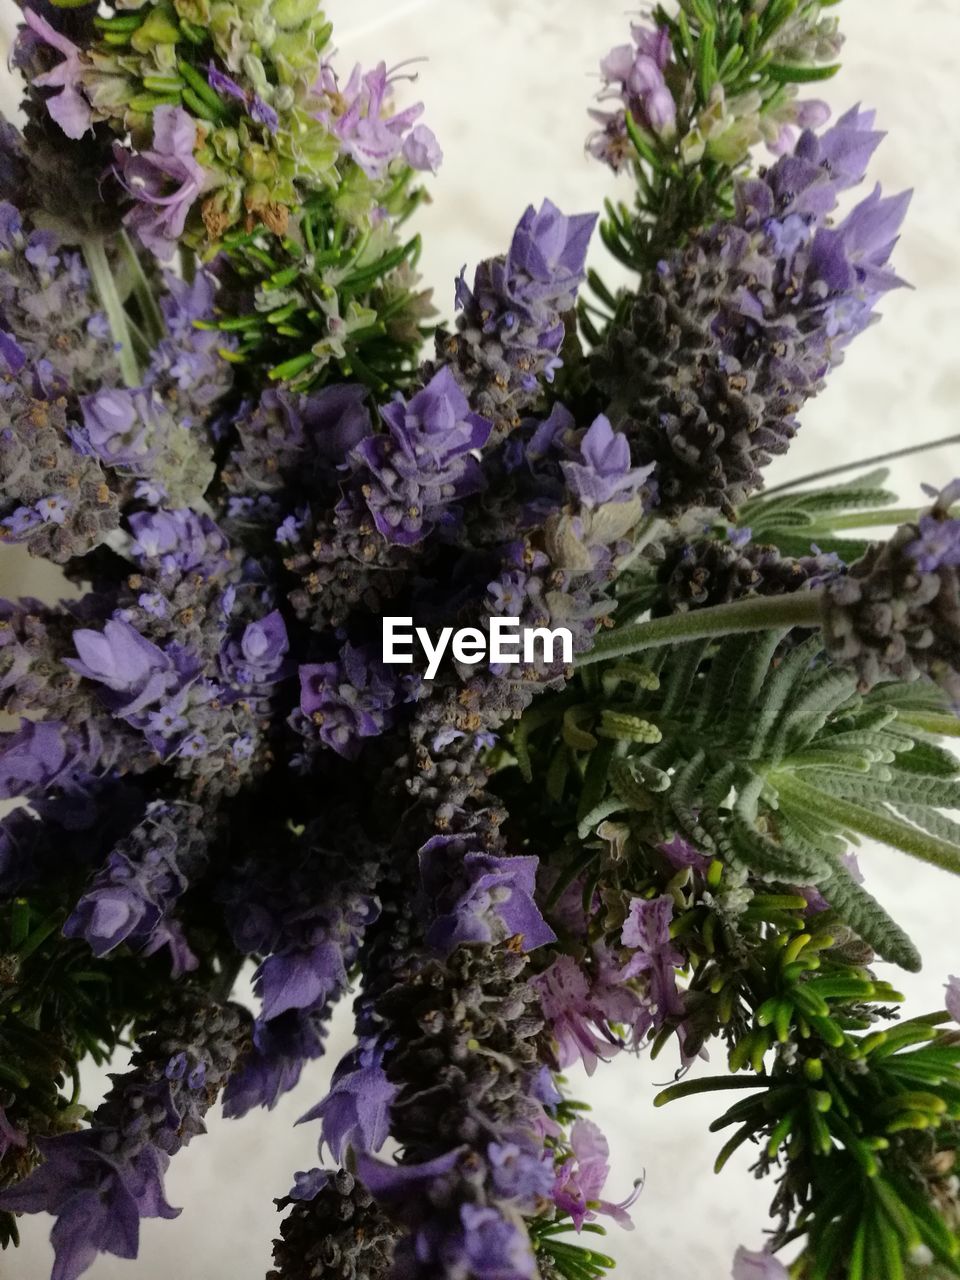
top-left (0, 1), bottom-right (958, 1277)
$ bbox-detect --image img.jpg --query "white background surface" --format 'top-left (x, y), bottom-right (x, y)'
top-left (1, 1), bottom-right (959, 1277)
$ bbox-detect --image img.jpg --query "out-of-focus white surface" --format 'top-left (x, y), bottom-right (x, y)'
top-left (1, 1), bottom-right (959, 1277)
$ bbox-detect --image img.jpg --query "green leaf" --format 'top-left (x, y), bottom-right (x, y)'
top-left (770, 669), bottom-right (858, 757)
top-left (889, 739), bottom-right (959, 778)
top-left (747, 635), bottom-right (824, 759)
top-left (723, 630), bottom-right (788, 740)
top-left (781, 774), bottom-right (960, 879)
top-left (766, 61), bottom-right (842, 82)
top-left (693, 634), bottom-right (750, 728)
top-left (660, 639), bottom-right (711, 717)
top-left (819, 862), bottom-right (921, 972)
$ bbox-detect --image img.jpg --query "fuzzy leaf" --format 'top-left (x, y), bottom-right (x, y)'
top-left (819, 864), bottom-right (921, 971)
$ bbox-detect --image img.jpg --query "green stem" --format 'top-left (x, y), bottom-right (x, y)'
top-left (803, 506), bottom-right (958, 533)
top-left (760, 433), bottom-right (960, 498)
top-left (578, 591), bottom-right (824, 667)
top-left (120, 232), bottom-right (165, 346)
top-left (778, 775), bottom-right (960, 876)
top-left (82, 237), bottom-right (140, 387)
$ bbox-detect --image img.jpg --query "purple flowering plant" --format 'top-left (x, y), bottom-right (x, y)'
top-left (0, 3), bottom-right (958, 1280)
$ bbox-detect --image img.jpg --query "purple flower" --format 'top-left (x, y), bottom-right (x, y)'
top-left (946, 976), bottom-right (960, 1023)
top-left (907, 487), bottom-right (960, 572)
top-left (357, 1147), bottom-right (462, 1212)
top-left (657, 833), bottom-right (710, 873)
top-left (353, 367), bottom-right (492, 546)
top-left (207, 62), bottom-right (279, 134)
top-left (222, 611), bottom-right (290, 688)
top-left (621, 895), bottom-right (685, 1023)
top-left (2, 505), bottom-right (42, 537)
top-left (222, 1009), bottom-right (327, 1118)
top-left (733, 1247), bottom-right (790, 1279)
top-left (319, 62), bottom-right (439, 180)
top-left (561, 414), bottom-right (656, 509)
top-left (66, 618), bottom-right (176, 717)
top-left (303, 382), bottom-right (374, 460)
top-left (63, 804), bottom-right (205, 965)
top-left (21, 9), bottom-right (92, 140)
top-left (250, 96), bottom-right (279, 133)
top-left (78, 387), bottom-right (153, 468)
top-left (128, 509), bottom-right (229, 578)
top-left (298, 1043), bottom-right (396, 1161)
top-left (34, 494), bottom-right (70, 524)
top-left (0, 720), bottom-right (110, 814)
top-left (487, 1139), bottom-right (555, 1207)
top-left (0, 1133), bottom-right (177, 1280)
top-left (454, 1204), bottom-right (538, 1278)
top-left (299, 643), bottom-right (403, 758)
top-left (534, 951), bottom-right (639, 1075)
top-left (419, 835), bottom-right (556, 955)
top-left (508, 200), bottom-right (597, 313)
top-left (589, 23), bottom-right (676, 169)
top-left (65, 879), bottom-right (157, 957)
top-left (255, 943), bottom-right (349, 1021)
top-left (114, 107), bottom-right (206, 259)
top-left (552, 1119), bottom-right (638, 1232)
top-left (286, 1169), bottom-right (330, 1202)
top-left (402, 124), bottom-right (443, 173)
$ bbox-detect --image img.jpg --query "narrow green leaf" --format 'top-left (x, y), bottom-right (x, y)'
top-left (766, 61), bottom-right (842, 82)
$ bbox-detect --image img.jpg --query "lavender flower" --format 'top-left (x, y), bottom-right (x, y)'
top-left (358, 1151), bottom-right (539, 1280)
top-left (0, 335), bottom-right (119, 561)
top-left (440, 200), bottom-right (597, 432)
top-left (0, 718), bottom-right (108, 803)
top-left (561, 414), bottom-right (656, 509)
top-left (63, 803), bottom-right (207, 971)
top-left (822, 480), bottom-right (960, 703)
top-left (298, 1042), bottom-right (396, 1162)
top-left (66, 619), bottom-right (177, 718)
top-left (0, 201), bottom-right (115, 389)
top-left (128, 509), bottom-right (230, 579)
top-left (0, 995), bottom-right (249, 1280)
top-left (419, 834), bottom-right (555, 954)
top-left (299, 644), bottom-right (406, 758)
top-left (221, 611), bottom-right (289, 689)
top-left (598, 107), bottom-right (909, 514)
top-left (221, 1009), bottom-right (329, 1118)
top-left (352, 367), bottom-right (492, 545)
top-left (77, 385), bottom-right (215, 507)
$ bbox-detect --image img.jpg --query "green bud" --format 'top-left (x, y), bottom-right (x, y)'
top-left (241, 51), bottom-right (269, 92)
top-left (274, 84), bottom-right (295, 112)
top-left (271, 30), bottom-right (321, 77)
top-left (211, 126), bottom-right (241, 163)
top-left (242, 143), bottom-right (279, 184)
top-left (173, 0), bottom-right (211, 25)
top-left (130, 5), bottom-right (182, 53)
top-left (271, 0), bottom-right (317, 29)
